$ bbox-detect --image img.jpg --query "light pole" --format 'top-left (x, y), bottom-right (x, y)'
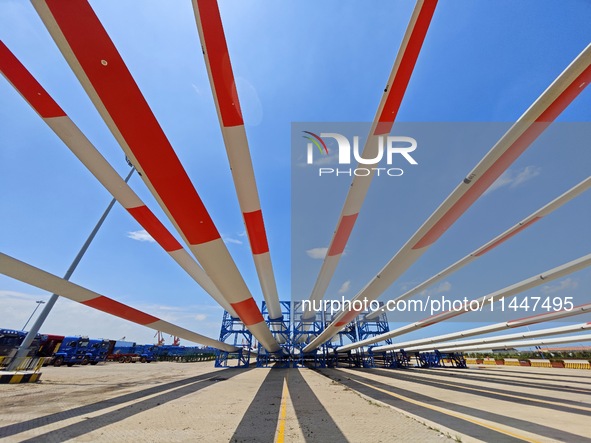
top-left (22, 300), bottom-right (45, 331)
top-left (6, 167), bottom-right (135, 372)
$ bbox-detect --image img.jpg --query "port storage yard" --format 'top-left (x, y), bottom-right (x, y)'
top-left (1, 0), bottom-right (591, 442)
top-left (1, 362), bottom-right (590, 443)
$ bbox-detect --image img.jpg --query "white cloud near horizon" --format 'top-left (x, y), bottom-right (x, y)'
top-left (0, 290), bottom-right (222, 345)
top-left (127, 229), bottom-right (156, 243)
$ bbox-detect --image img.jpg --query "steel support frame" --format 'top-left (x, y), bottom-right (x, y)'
top-left (215, 310), bottom-right (252, 368)
top-left (257, 300), bottom-right (293, 368)
top-left (292, 302), bottom-right (330, 368)
top-left (365, 349), bottom-right (410, 369)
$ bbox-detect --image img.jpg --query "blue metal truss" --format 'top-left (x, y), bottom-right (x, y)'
top-left (356, 310), bottom-right (391, 343)
top-left (257, 300), bottom-right (294, 368)
top-left (215, 310), bottom-right (252, 368)
top-left (213, 300), bottom-right (434, 370)
top-left (292, 301), bottom-right (332, 368)
top-left (365, 348), bottom-right (410, 368)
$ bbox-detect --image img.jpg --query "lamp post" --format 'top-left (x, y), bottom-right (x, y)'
top-left (6, 167), bottom-right (135, 372)
top-left (22, 300), bottom-right (45, 331)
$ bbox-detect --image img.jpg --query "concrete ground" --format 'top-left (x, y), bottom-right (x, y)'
top-left (0, 362), bottom-right (589, 442)
top-left (318, 364), bottom-right (591, 443)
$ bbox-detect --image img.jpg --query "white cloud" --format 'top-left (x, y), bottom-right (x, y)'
top-left (338, 280), bottom-right (351, 294)
top-left (541, 278), bottom-right (578, 295)
top-left (398, 281), bottom-right (419, 292)
top-left (297, 152), bottom-right (340, 167)
top-left (511, 166), bottom-right (541, 188)
top-left (223, 236), bottom-right (243, 245)
top-left (420, 281), bottom-right (452, 297)
top-left (0, 290), bottom-right (42, 300)
top-left (437, 281), bottom-right (452, 293)
top-left (311, 152), bottom-right (339, 166)
top-left (306, 247), bottom-right (328, 259)
top-left (0, 289), bottom-right (223, 346)
top-left (485, 166), bottom-right (541, 195)
top-left (127, 229), bottom-right (155, 243)
top-left (191, 83), bottom-right (202, 96)
top-left (486, 172), bottom-right (513, 193)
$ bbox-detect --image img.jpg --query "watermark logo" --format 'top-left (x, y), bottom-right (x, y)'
top-left (302, 131), bottom-right (329, 158)
top-left (303, 131), bottom-right (418, 177)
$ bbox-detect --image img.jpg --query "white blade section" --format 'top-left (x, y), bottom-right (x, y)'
top-left (339, 255), bottom-right (591, 351)
top-left (0, 41), bottom-right (237, 317)
top-left (436, 334), bottom-right (591, 353)
top-left (303, 44), bottom-right (591, 352)
top-left (305, 0), bottom-right (439, 318)
top-left (405, 322), bottom-right (591, 352)
top-left (31, 0), bottom-right (279, 352)
top-left (364, 176), bottom-right (591, 321)
top-left (191, 0), bottom-right (282, 320)
top-left (349, 303), bottom-right (591, 353)
top-left (0, 253), bottom-right (237, 352)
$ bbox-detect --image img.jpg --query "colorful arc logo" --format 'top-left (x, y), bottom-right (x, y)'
top-left (303, 131), bottom-right (328, 155)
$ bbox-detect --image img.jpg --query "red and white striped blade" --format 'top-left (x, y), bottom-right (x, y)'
top-left (32, 0), bottom-right (279, 352)
top-left (338, 254), bottom-right (591, 352)
top-left (350, 303), bottom-right (591, 353)
top-left (363, 176), bottom-right (591, 321)
top-left (0, 253), bottom-right (237, 352)
top-left (406, 322), bottom-right (591, 352)
top-left (305, 0), bottom-right (438, 317)
top-left (303, 43), bottom-right (591, 352)
top-left (191, 0), bottom-right (282, 320)
top-left (436, 334), bottom-right (591, 353)
top-left (0, 40), bottom-right (237, 318)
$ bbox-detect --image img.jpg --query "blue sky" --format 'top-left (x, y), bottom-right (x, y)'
top-left (1, 0), bottom-right (590, 347)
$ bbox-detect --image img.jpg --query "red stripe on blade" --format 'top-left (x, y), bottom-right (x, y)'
top-left (82, 296), bottom-right (159, 325)
top-left (44, 0), bottom-right (220, 245)
top-left (374, 0), bottom-right (437, 135)
top-left (412, 123), bottom-right (550, 250)
top-left (0, 41), bottom-right (65, 118)
top-left (507, 305), bottom-right (589, 327)
top-left (243, 210), bottom-right (269, 254)
top-left (328, 214), bottom-right (359, 256)
top-left (334, 308), bottom-right (363, 327)
top-left (197, 0), bottom-right (243, 127)
top-left (418, 309), bottom-right (462, 327)
top-left (412, 68), bottom-right (590, 251)
top-left (231, 298), bottom-right (264, 326)
top-left (127, 206), bottom-right (182, 252)
top-left (537, 65), bottom-right (591, 122)
top-left (474, 217), bottom-right (541, 257)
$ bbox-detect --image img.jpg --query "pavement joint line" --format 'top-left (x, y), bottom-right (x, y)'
top-left (4, 376), bottom-right (213, 439)
top-left (275, 371), bottom-right (290, 443)
top-left (350, 376), bottom-right (543, 443)
top-left (369, 369), bottom-right (591, 413)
